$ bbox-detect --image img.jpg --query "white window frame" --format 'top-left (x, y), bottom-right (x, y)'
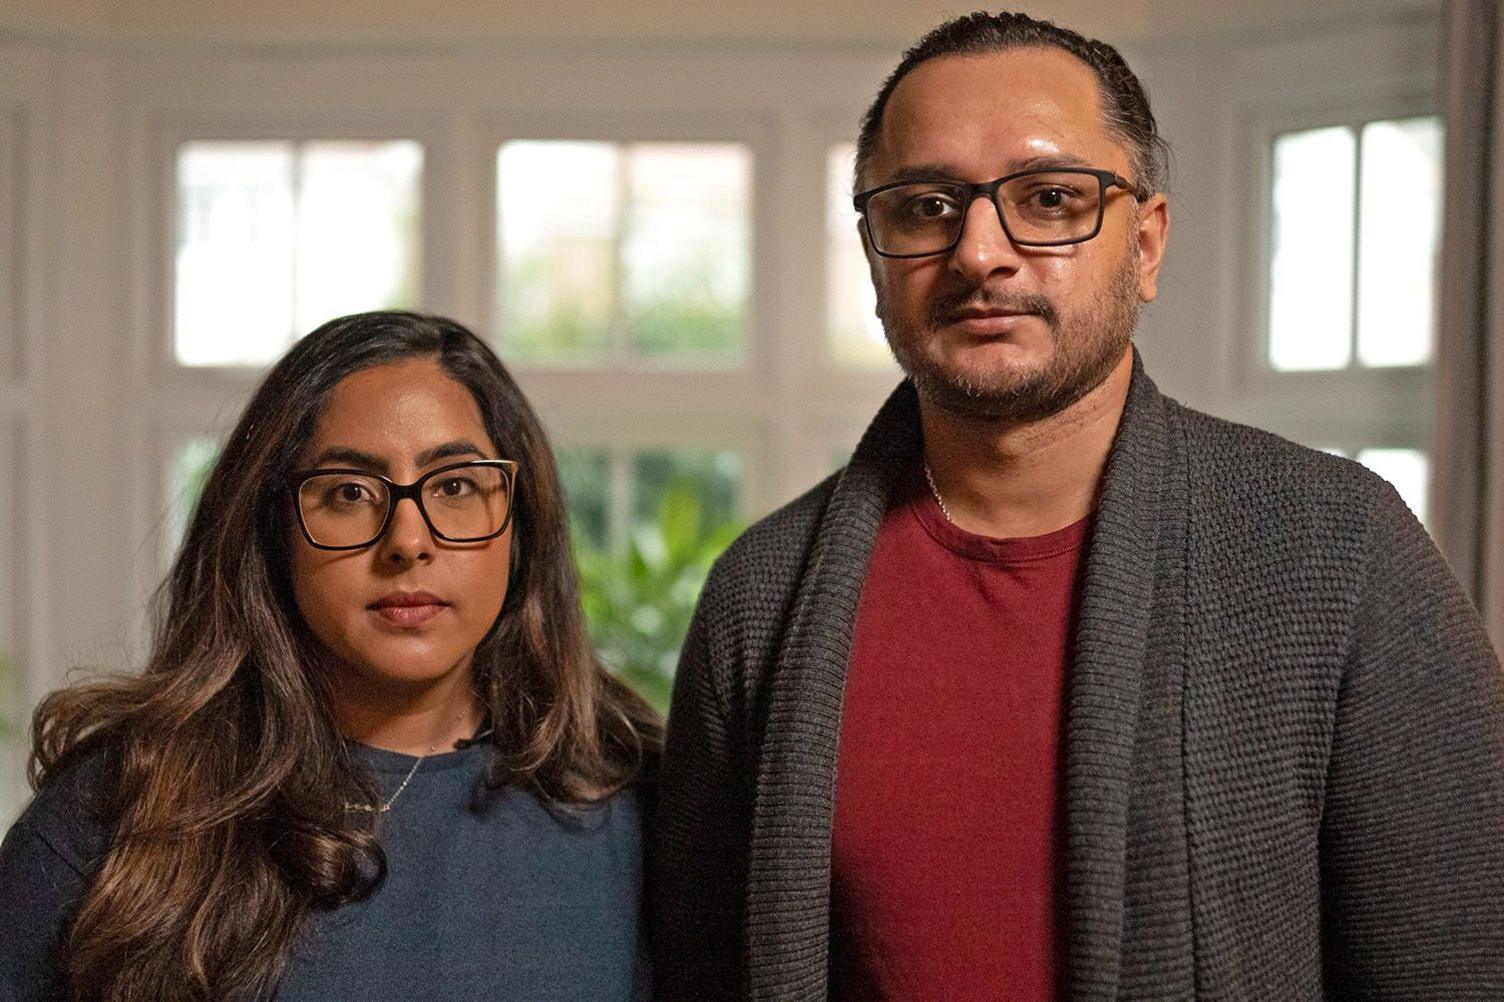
top-left (1238, 95), bottom-right (1439, 455)
top-left (1125, 15), bottom-right (1440, 472)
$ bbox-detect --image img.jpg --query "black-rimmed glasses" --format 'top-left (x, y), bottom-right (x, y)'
top-left (289, 459), bottom-right (519, 551)
top-left (853, 167), bottom-right (1137, 258)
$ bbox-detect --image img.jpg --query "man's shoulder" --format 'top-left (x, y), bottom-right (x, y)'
top-left (1165, 401), bottom-right (1416, 583)
top-left (1173, 401), bottom-right (1393, 510)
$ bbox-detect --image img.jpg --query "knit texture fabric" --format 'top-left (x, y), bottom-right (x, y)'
top-left (649, 356), bottom-right (1504, 1001)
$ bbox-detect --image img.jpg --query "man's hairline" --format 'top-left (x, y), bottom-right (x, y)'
top-left (854, 45), bottom-right (1146, 194)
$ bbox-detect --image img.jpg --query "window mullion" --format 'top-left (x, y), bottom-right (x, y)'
top-left (610, 145), bottom-right (630, 364)
top-left (290, 142), bottom-right (305, 347)
top-left (1347, 124), bottom-right (1362, 373)
top-left (608, 448), bottom-right (632, 553)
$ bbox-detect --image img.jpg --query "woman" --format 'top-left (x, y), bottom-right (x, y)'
top-left (0, 312), bottom-right (659, 1001)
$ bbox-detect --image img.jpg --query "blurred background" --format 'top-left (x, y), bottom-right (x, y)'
top-left (0, 0), bottom-right (1489, 820)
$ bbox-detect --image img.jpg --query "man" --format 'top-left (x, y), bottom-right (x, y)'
top-left (651, 11), bottom-right (1504, 1001)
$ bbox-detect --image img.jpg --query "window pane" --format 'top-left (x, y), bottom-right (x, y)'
top-left (1268, 127), bottom-right (1356, 372)
top-left (569, 447), bottom-right (743, 713)
top-left (623, 145), bottom-right (749, 360)
top-left (292, 143), bottom-right (423, 338)
top-left (1356, 447), bottom-right (1429, 525)
top-left (631, 449), bottom-right (742, 534)
top-left (1357, 117), bottom-right (1442, 368)
top-left (556, 446), bottom-right (612, 550)
top-left (826, 144), bottom-right (891, 367)
top-left (176, 144), bottom-right (294, 366)
top-left (498, 142), bottom-right (618, 361)
top-left (175, 141), bottom-right (421, 367)
top-left (497, 141), bottom-right (749, 364)
top-left (165, 436), bottom-right (222, 561)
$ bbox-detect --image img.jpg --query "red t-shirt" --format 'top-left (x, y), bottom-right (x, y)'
top-left (830, 467), bottom-right (1090, 1002)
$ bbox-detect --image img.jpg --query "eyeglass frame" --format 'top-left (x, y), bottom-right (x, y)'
top-left (852, 166), bottom-right (1141, 259)
top-left (287, 458), bottom-right (520, 552)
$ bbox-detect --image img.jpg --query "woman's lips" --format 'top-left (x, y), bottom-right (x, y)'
top-left (368, 592), bottom-right (449, 628)
top-left (371, 603), bottom-right (447, 627)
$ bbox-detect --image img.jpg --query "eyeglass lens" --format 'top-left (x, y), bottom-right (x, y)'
top-left (296, 466), bottom-right (512, 547)
top-left (865, 171), bottom-right (1106, 255)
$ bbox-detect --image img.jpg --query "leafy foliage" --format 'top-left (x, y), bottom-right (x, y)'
top-left (576, 480), bottom-right (742, 713)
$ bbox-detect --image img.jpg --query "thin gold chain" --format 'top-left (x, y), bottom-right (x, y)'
top-left (923, 463), bottom-right (955, 525)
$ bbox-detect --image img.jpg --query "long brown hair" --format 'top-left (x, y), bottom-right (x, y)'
top-left (29, 311), bottom-right (661, 1001)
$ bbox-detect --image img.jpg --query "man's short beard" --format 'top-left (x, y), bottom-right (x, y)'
top-left (879, 249), bottom-right (1143, 424)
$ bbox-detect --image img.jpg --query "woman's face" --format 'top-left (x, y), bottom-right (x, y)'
top-left (288, 357), bottom-right (512, 695)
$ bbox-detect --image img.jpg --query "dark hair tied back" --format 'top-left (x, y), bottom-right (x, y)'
top-left (854, 10), bottom-right (1171, 199)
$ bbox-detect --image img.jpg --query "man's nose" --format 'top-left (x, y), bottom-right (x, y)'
top-left (948, 195), bottom-right (1024, 285)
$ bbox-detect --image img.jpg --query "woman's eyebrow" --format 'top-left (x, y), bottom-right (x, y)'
top-left (415, 440), bottom-right (488, 466)
top-left (306, 446), bottom-right (386, 471)
top-left (304, 440), bottom-right (487, 473)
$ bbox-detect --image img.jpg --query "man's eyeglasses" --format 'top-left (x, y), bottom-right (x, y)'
top-left (853, 167), bottom-right (1138, 258)
top-left (289, 459), bottom-right (519, 551)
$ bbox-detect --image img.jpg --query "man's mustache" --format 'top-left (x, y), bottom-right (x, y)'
top-left (925, 286), bottom-right (1060, 330)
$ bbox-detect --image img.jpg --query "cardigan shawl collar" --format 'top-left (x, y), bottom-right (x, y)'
top-left (743, 352), bottom-right (1188, 1001)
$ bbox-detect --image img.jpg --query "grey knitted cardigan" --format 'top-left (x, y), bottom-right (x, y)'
top-left (650, 357), bottom-right (1504, 1001)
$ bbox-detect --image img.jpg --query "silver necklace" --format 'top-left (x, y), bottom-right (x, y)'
top-left (923, 463), bottom-right (955, 524)
top-left (345, 710), bottom-right (467, 814)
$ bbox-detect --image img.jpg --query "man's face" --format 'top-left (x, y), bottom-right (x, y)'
top-left (863, 47), bottom-right (1169, 422)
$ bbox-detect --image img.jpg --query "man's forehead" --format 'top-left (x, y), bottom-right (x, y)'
top-left (873, 47), bottom-right (1118, 179)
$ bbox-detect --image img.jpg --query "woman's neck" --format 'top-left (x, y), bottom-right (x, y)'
top-left (330, 666), bottom-right (484, 756)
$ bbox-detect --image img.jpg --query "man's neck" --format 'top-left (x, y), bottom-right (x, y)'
top-left (918, 348), bottom-right (1134, 539)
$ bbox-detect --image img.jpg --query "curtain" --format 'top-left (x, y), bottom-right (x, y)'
top-left (1435, 0), bottom-right (1504, 642)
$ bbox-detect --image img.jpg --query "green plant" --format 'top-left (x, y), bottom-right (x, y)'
top-left (575, 480), bottom-right (742, 714)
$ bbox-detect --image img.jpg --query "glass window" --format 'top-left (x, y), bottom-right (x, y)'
top-left (1268, 127), bottom-right (1356, 372)
top-left (1356, 447), bottom-right (1430, 526)
top-left (175, 140), bottom-right (422, 367)
top-left (1266, 117), bottom-right (1441, 373)
top-left (497, 141), bottom-right (750, 365)
top-left (1356, 117), bottom-right (1442, 368)
top-left (557, 445), bottom-right (742, 553)
top-left (164, 436), bottom-right (222, 561)
top-left (561, 444), bottom-right (744, 712)
top-left (630, 450), bottom-right (741, 540)
top-left (826, 144), bottom-right (891, 368)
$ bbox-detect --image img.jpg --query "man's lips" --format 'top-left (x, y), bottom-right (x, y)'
top-left (368, 591), bottom-right (449, 627)
top-left (944, 309), bottom-right (1040, 336)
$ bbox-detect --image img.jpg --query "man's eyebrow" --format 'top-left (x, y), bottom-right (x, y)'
top-left (305, 440), bottom-right (489, 473)
top-left (876, 153), bottom-right (1097, 185)
top-left (1009, 152), bottom-right (1096, 172)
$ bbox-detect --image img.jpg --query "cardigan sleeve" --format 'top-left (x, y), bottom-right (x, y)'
top-left (649, 576), bottom-right (751, 1002)
top-left (1319, 484), bottom-right (1504, 997)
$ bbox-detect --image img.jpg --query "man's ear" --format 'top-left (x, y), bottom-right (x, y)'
top-left (858, 220), bottom-right (884, 316)
top-left (1135, 193), bottom-right (1171, 304)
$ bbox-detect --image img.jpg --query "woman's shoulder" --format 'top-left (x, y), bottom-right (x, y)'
top-left (5, 744), bottom-right (118, 878)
